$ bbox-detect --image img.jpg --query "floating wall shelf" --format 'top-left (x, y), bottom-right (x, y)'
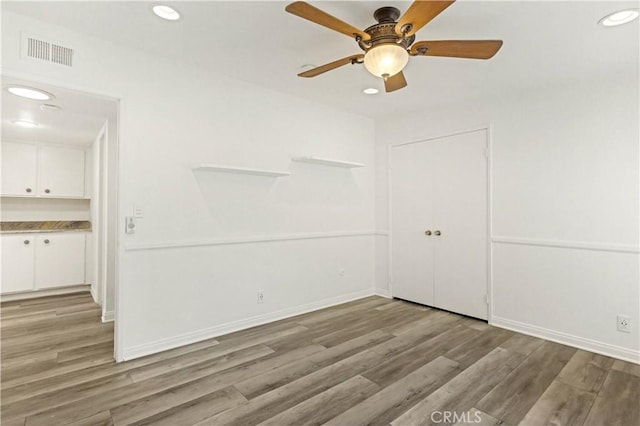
top-left (291, 156), bottom-right (364, 168)
top-left (192, 164), bottom-right (290, 177)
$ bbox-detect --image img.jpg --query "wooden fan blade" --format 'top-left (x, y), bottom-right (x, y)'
top-left (395, 1), bottom-right (455, 37)
top-left (298, 55), bottom-right (364, 78)
top-left (286, 2), bottom-right (370, 41)
top-left (384, 71), bottom-right (408, 92)
top-left (411, 40), bottom-right (503, 59)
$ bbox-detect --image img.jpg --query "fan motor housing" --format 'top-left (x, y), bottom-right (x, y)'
top-left (358, 7), bottom-right (415, 52)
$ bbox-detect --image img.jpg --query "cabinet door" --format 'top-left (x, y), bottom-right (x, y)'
top-left (390, 141), bottom-right (436, 306)
top-left (1, 235), bottom-right (35, 293)
top-left (39, 146), bottom-right (85, 197)
top-left (432, 130), bottom-right (488, 320)
top-left (35, 234), bottom-right (86, 289)
top-left (1, 142), bottom-right (37, 196)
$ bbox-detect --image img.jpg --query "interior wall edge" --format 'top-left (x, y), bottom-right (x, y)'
top-left (492, 315), bottom-right (640, 364)
top-left (121, 288), bottom-right (376, 361)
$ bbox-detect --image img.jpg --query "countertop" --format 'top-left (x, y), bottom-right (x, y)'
top-left (0, 221), bottom-right (92, 234)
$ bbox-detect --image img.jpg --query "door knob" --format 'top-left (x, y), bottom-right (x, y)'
top-left (44, 239), bottom-right (50, 244)
top-left (434, 230), bottom-right (441, 236)
top-left (44, 189), bottom-right (51, 194)
top-left (424, 230), bottom-right (432, 236)
top-left (24, 240), bottom-right (30, 245)
top-left (26, 187), bottom-right (32, 193)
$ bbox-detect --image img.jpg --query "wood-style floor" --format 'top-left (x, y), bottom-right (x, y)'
top-left (1, 293), bottom-right (638, 426)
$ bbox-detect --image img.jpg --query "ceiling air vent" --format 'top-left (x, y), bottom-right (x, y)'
top-left (21, 33), bottom-right (74, 67)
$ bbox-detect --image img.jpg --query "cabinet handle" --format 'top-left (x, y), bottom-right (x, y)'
top-left (24, 240), bottom-right (30, 245)
top-left (44, 239), bottom-right (50, 244)
top-left (424, 230), bottom-right (432, 236)
top-left (26, 187), bottom-right (32, 193)
top-left (44, 189), bottom-right (51, 194)
top-left (434, 230), bottom-right (441, 236)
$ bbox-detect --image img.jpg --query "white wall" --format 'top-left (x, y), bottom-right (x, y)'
top-left (2, 11), bottom-right (376, 360)
top-left (376, 72), bottom-right (640, 362)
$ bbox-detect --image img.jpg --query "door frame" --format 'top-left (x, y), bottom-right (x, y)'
top-left (388, 125), bottom-right (493, 323)
top-left (2, 69), bottom-right (125, 361)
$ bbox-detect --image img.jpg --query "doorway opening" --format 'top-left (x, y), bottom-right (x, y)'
top-left (1, 75), bottom-right (120, 360)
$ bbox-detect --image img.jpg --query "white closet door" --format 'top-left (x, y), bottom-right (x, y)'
top-left (390, 141), bottom-right (435, 306)
top-left (432, 130), bottom-right (488, 320)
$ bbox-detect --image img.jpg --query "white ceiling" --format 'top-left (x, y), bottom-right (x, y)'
top-left (2, 1), bottom-right (638, 119)
top-left (2, 77), bottom-right (118, 146)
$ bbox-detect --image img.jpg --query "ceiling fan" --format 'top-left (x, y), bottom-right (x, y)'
top-left (285, 1), bottom-right (503, 92)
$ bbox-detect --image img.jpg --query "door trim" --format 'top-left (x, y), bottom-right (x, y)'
top-left (388, 125), bottom-right (493, 322)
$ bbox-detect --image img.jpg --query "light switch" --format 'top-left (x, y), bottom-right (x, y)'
top-left (125, 216), bottom-right (136, 234)
top-left (134, 206), bottom-right (144, 218)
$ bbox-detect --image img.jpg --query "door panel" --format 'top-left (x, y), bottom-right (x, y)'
top-left (35, 234), bottom-right (86, 289)
top-left (433, 130), bottom-right (488, 319)
top-left (1, 142), bottom-right (37, 196)
top-left (1, 235), bottom-right (35, 293)
top-left (390, 142), bottom-right (435, 306)
top-left (39, 146), bottom-right (85, 197)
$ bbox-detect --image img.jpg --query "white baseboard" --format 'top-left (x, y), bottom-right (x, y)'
top-left (102, 310), bottom-right (115, 323)
top-left (374, 288), bottom-right (391, 298)
top-left (122, 288), bottom-right (376, 361)
top-left (1, 285), bottom-right (91, 302)
top-left (492, 316), bottom-right (640, 364)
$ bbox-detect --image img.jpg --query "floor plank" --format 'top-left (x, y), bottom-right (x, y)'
top-left (391, 347), bottom-right (525, 426)
top-left (475, 341), bottom-right (576, 425)
top-left (257, 375), bottom-right (379, 425)
top-left (519, 380), bottom-right (596, 426)
top-left (583, 369), bottom-right (640, 426)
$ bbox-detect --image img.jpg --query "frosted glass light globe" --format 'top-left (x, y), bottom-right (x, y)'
top-left (364, 44), bottom-right (409, 78)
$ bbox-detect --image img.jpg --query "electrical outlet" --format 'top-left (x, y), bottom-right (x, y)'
top-left (617, 315), bottom-right (631, 333)
top-left (257, 291), bottom-right (264, 304)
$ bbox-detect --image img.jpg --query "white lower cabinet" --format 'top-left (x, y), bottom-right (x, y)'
top-left (35, 234), bottom-right (86, 289)
top-left (1, 233), bottom-right (86, 294)
top-left (1, 235), bottom-right (35, 293)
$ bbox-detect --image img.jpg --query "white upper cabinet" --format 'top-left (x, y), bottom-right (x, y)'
top-left (1, 142), bottom-right (86, 198)
top-left (38, 146), bottom-right (85, 198)
top-left (1, 142), bottom-right (37, 196)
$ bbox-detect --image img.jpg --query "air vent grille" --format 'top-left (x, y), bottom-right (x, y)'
top-left (22, 34), bottom-right (73, 67)
top-left (27, 37), bottom-right (50, 61)
top-left (51, 44), bottom-right (73, 66)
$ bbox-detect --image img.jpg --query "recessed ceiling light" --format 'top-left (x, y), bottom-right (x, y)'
top-left (7, 86), bottom-right (54, 101)
top-left (363, 88), bottom-right (379, 95)
top-left (599, 9), bottom-right (639, 27)
top-left (152, 5), bottom-right (180, 21)
top-left (11, 119), bottom-right (39, 128)
top-left (40, 104), bottom-right (62, 112)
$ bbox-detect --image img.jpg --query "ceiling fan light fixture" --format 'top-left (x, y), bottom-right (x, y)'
top-left (363, 44), bottom-right (409, 79)
top-left (599, 9), bottom-right (639, 27)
